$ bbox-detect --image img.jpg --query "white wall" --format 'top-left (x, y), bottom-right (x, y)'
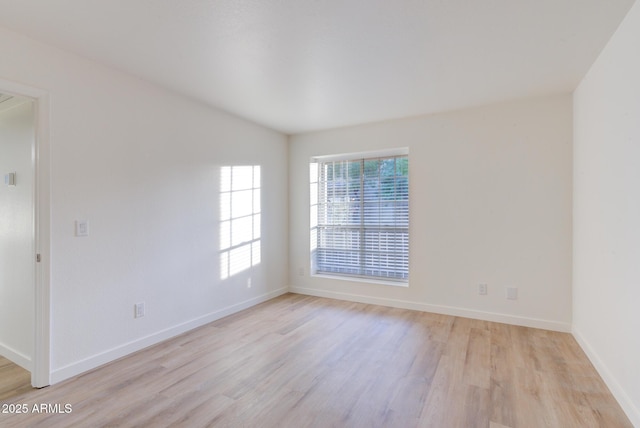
top-left (0, 99), bottom-right (35, 370)
top-left (290, 95), bottom-right (573, 331)
top-left (0, 25), bottom-right (289, 382)
top-left (573, 0), bottom-right (640, 425)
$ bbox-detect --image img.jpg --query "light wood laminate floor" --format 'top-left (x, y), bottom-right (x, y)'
top-left (0, 356), bottom-right (32, 401)
top-left (0, 293), bottom-right (632, 427)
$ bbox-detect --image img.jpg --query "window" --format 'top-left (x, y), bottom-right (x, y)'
top-left (220, 165), bottom-right (261, 279)
top-left (310, 152), bottom-right (409, 283)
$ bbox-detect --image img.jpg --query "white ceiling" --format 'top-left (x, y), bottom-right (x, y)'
top-left (0, 0), bottom-right (634, 134)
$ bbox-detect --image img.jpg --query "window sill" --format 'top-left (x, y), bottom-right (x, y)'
top-left (311, 273), bottom-right (409, 288)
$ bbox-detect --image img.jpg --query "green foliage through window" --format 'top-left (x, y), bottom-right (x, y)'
top-left (310, 154), bottom-right (409, 281)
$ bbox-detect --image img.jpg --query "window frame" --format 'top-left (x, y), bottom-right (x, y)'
top-left (310, 149), bottom-right (409, 285)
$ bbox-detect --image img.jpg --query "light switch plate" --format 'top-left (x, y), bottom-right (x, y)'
top-left (75, 220), bottom-right (89, 237)
top-left (5, 172), bottom-right (16, 186)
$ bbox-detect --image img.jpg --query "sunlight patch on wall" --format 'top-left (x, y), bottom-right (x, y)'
top-left (220, 165), bottom-right (261, 280)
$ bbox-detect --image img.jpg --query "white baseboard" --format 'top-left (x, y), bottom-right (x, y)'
top-left (0, 342), bottom-right (32, 372)
top-left (51, 287), bottom-right (288, 384)
top-left (573, 327), bottom-right (640, 427)
top-left (289, 286), bottom-right (571, 332)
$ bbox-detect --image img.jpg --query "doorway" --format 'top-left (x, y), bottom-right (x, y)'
top-left (0, 79), bottom-right (51, 391)
top-left (0, 93), bottom-right (36, 397)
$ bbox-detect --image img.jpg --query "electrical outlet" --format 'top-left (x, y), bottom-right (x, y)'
top-left (135, 302), bottom-right (145, 318)
top-left (506, 287), bottom-right (518, 300)
top-left (478, 284), bottom-right (487, 295)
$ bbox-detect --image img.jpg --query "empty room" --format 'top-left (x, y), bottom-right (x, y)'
top-left (1, 0), bottom-right (639, 427)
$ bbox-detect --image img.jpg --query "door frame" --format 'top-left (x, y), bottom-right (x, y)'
top-left (0, 77), bottom-right (51, 388)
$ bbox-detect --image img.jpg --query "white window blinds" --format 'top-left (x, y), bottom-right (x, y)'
top-left (311, 154), bottom-right (409, 282)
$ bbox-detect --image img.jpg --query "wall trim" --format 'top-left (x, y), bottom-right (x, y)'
top-left (573, 327), bottom-right (640, 427)
top-left (289, 286), bottom-right (571, 332)
top-left (50, 287), bottom-right (288, 384)
top-left (0, 342), bottom-right (32, 372)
